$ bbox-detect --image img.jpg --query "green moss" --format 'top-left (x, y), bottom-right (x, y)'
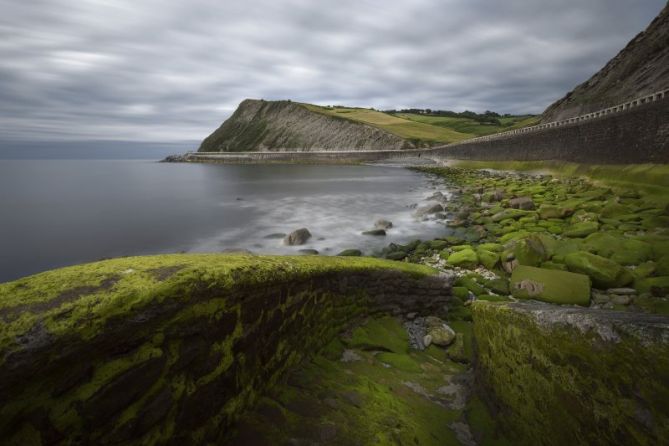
top-left (346, 316), bottom-right (409, 353)
top-left (510, 265), bottom-right (591, 305)
top-left (472, 301), bottom-right (669, 445)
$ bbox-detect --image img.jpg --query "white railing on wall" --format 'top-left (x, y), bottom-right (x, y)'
top-left (453, 88), bottom-right (669, 146)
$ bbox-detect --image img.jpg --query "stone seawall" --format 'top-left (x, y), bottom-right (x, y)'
top-left (183, 149), bottom-right (427, 165)
top-left (0, 254), bottom-right (449, 445)
top-left (432, 97), bottom-right (669, 164)
top-left (472, 301), bottom-right (669, 446)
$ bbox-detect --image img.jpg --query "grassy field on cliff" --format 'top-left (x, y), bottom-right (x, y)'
top-left (303, 103), bottom-right (537, 144)
top-left (395, 113), bottom-right (540, 137)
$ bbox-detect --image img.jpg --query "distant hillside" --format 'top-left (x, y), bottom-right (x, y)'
top-left (200, 100), bottom-right (537, 152)
top-left (543, 4), bottom-right (669, 122)
top-left (199, 100), bottom-right (415, 152)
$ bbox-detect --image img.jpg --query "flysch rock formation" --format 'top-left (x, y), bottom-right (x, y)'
top-left (199, 99), bottom-right (415, 152)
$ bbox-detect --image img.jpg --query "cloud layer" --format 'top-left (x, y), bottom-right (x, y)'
top-left (0, 0), bottom-right (664, 142)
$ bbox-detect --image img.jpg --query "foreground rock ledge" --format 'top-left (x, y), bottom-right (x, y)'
top-left (0, 254), bottom-right (449, 445)
top-left (472, 300), bottom-right (669, 446)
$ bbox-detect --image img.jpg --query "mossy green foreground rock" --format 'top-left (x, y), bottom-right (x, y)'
top-left (0, 254), bottom-right (450, 445)
top-left (510, 265), bottom-right (591, 305)
top-left (473, 301), bottom-right (669, 446)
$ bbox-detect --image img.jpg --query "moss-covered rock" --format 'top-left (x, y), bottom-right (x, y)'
top-left (446, 249), bottom-right (479, 268)
top-left (635, 277), bottom-right (669, 297)
top-left (477, 249), bottom-right (500, 270)
top-left (510, 265), bottom-right (590, 305)
top-left (0, 254), bottom-right (445, 445)
top-left (472, 301), bottom-right (669, 446)
top-left (337, 249), bottom-right (362, 256)
top-left (564, 251), bottom-right (630, 288)
top-left (563, 221), bottom-right (600, 237)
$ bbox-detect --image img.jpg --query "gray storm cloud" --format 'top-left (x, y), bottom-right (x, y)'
top-left (0, 0), bottom-right (664, 141)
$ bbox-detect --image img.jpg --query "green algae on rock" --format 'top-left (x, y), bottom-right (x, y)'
top-left (472, 301), bottom-right (669, 446)
top-left (510, 265), bottom-right (591, 305)
top-left (0, 254), bottom-right (449, 445)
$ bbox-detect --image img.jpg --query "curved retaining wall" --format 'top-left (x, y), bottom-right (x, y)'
top-left (431, 97), bottom-right (669, 164)
top-left (0, 254), bottom-right (449, 445)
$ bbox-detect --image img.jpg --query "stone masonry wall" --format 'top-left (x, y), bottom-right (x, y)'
top-left (472, 301), bottom-right (669, 446)
top-left (0, 255), bottom-right (449, 445)
top-left (432, 98), bottom-right (669, 164)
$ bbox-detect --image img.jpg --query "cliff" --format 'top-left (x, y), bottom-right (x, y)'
top-left (542, 4), bottom-right (669, 122)
top-left (199, 99), bottom-right (416, 152)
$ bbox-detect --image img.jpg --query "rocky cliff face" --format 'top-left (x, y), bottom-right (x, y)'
top-left (542, 4), bottom-right (669, 122)
top-left (199, 99), bottom-right (415, 152)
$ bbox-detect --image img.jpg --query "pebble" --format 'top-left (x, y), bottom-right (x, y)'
top-left (607, 288), bottom-right (636, 295)
top-left (611, 294), bottom-right (633, 305)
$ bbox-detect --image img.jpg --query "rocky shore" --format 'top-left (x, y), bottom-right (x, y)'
top-left (378, 166), bottom-right (669, 315)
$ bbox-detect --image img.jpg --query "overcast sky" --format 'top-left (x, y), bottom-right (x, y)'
top-left (0, 0), bottom-right (665, 142)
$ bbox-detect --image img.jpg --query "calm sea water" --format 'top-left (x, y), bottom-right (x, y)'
top-left (0, 160), bottom-right (449, 283)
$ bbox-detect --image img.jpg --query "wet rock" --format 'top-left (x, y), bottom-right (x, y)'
top-left (337, 249), bottom-right (362, 256)
top-left (592, 291), bottom-right (611, 305)
top-left (477, 249), bottom-right (500, 270)
top-left (538, 205), bottom-right (573, 219)
top-left (298, 249), bottom-right (319, 255)
top-left (414, 203), bottom-right (444, 217)
top-left (608, 288), bottom-right (636, 295)
top-left (386, 251), bottom-right (407, 261)
top-left (283, 228), bottom-right (312, 245)
top-left (446, 334), bottom-right (468, 364)
top-left (263, 233), bottom-right (286, 239)
top-left (611, 294), bottom-right (632, 305)
top-left (491, 208), bottom-right (532, 222)
top-left (362, 229), bottom-right (386, 236)
top-left (564, 251), bottom-right (629, 289)
top-left (445, 249), bottom-right (478, 269)
top-left (564, 221), bottom-right (600, 238)
top-left (340, 349), bottom-right (362, 363)
top-left (161, 154), bottom-right (188, 162)
top-left (425, 316), bottom-right (456, 347)
top-left (374, 219), bottom-right (393, 230)
top-left (511, 265), bottom-right (591, 306)
top-left (509, 196), bottom-right (535, 210)
top-left (635, 276), bottom-right (669, 296)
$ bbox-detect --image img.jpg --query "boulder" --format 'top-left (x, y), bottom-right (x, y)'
top-left (538, 205), bottom-right (573, 219)
top-left (507, 236), bottom-right (549, 267)
top-left (564, 251), bottom-right (630, 289)
top-left (491, 209), bottom-right (533, 222)
top-left (283, 228), bottom-right (312, 245)
top-left (477, 249), bottom-right (500, 270)
top-left (425, 317), bottom-right (456, 347)
top-left (510, 265), bottom-right (591, 306)
top-left (509, 196), bottom-right (535, 210)
top-left (610, 239), bottom-right (653, 266)
top-left (362, 229), bottom-right (386, 236)
top-left (298, 249), bottom-right (319, 255)
top-left (374, 219), bottom-right (393, 230)
top-left (414, 203), bottom-right (444, 217)
top-left (263, 233), bottom-right (286, 239)
top-left (446, 249), bottom-right (479, 269)
top-left (337, 249), bottom-right (362, 257)
top-left (386, 251), bottom-right (407, 261)
top-left (564, 221), bottom-right (600, 238)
